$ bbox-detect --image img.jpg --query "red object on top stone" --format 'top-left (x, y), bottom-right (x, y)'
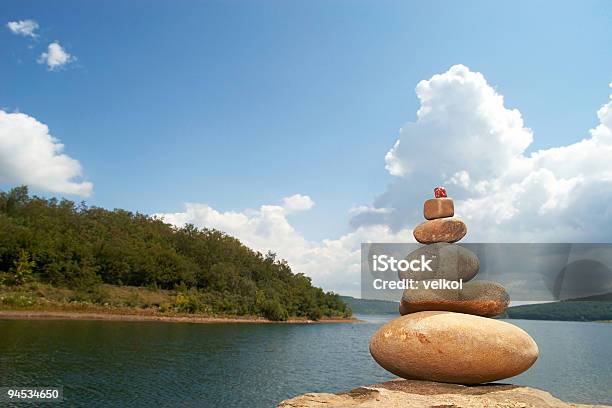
top-left (434, 187), bottom-right (447, 198)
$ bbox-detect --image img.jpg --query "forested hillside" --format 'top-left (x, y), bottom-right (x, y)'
top-left (0, 186), bottom-right (350, 320)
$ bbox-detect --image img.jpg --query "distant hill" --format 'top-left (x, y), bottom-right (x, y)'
top-left (341, 292), bottom-right (612, 321)
top-left (504, 292), bottom-right (612, 322)
top-left (340, 296), bottom-right (398, 315)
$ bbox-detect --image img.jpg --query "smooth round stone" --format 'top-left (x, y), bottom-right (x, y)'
top-left (369, 311), bottom-right (539, 384)
top-left (413, 218), bottom-right (467, 244)
top-left (399, 243), bottom-right (479, 282)
top-left (399, 280), bottom-right (509, 317)
top-left (423, 198), bottom-right (454, 220)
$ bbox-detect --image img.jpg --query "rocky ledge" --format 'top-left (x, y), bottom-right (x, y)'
top-left (277, 379), bottom-right (610, 408)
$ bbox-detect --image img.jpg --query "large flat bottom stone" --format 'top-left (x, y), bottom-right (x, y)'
top-left (278, 379), bottom-right (610, 408)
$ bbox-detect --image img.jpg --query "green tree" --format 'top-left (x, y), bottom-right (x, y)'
top-left (261, 299), bottom-right (289, 321)
top-left (11, 250), bottom-right (36, 285)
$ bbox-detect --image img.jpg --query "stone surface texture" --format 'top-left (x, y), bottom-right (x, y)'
top-left (413, 218), bottom-right (467, 244)
top-left (400, 243), bottom-right (479, 282)
top-left (399, 280), bottom-right (509, 317)
top-left (277, 379), bottom-right (610, 408)
top-left (369, 311), bottom-right (538, 384)
top-left (423, 198), bottom-right (454, 220)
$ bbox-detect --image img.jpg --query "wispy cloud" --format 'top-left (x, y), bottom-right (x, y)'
top-left (6, 19), bottom-right (39, 38)
top-left (7, 20), bottom-right (77, 71)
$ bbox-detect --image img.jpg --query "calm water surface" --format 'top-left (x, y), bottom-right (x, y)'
top-left (0, 316), bottom-right (610, 407)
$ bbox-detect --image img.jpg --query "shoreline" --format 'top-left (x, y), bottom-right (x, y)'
top-left (2, 309), bottom-right (609, 325)
top-left (0, 310), bottom-right (361, 324)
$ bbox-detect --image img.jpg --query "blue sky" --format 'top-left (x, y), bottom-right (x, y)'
top-left (2, 1), bottom-right (612, 293)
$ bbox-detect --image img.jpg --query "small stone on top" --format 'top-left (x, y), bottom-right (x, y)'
top-left (434, 186), bottom-right (447, 198)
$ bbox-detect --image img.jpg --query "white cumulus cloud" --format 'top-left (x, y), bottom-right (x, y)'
top-left (355, 65), bottom-right (612, 243)
top-left (384, 64), bottom-right (533, 183)
top-left (157, 66), bottom-right (612, 294)
top-left (155, 196), bottom-right (410, 295)
top-left (6, 20), bottom-right (39, 37)
top-left (0, 110), bottom-right (92, 196)
top-left (282, 194), bottom-right (314, 212)
top-left (37, 42), bottom-right (74, 71)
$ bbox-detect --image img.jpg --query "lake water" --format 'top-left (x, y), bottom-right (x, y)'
top-left (0, 316), bottom-right (610, 407)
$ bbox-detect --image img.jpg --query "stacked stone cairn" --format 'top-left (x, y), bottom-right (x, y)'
top-left (369, 187), bottom-right (539, 384)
